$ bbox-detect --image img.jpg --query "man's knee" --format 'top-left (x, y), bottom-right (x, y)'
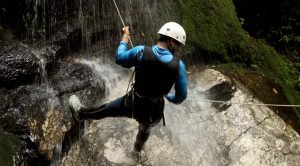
top-left (139, 124), bottom-right (151, 134)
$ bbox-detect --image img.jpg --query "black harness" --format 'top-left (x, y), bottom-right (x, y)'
top-left (127, 47), bottom-right (179, 126)
top-left (134, 47), bottom-right (180, 97)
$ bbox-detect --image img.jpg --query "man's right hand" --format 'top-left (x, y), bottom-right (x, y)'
top-left (121, 26), bottom-right (130, 43)
top-left (122, 26), bottom-right (130, 35)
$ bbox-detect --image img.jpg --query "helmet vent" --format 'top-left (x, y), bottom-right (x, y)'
top-left (166, 28), bottom-right (171, 31)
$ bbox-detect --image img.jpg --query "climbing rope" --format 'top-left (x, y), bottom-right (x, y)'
top-left (112, 0), bottom-right (134, 47)
top-left (186, 99), bottom-right (300, 107)
top-left (111, 0), bottom-right (135, 98)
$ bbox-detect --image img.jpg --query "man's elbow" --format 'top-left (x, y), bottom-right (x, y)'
top-left (115, 53), bottom-right (121, 63)
top-left (115, 57), bottom-right (131, 68)
top-left (115, 58), bottom-right (121, 65)
top-left (173, 94), bottom-right (187, 104)
top-left (115, 53), bottom-right (126, 66)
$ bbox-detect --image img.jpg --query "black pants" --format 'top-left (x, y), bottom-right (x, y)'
top-left (78, 93), bottom-right (165, 152)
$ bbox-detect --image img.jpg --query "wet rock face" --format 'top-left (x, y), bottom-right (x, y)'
top-left (190, 69), bottom-right (236, 110)
top-left (0, 130), bottom-right (47, 166)
top-left (0, 86), bottom-right (56, 164)
top-left (62, 68), bottom-right (300, 166)
top-left (0, 45), bottom-right (39, 87)
top-left (0, 61), bottom-right (106, 163)
top-left (50, 62), bottom-right (106, 107)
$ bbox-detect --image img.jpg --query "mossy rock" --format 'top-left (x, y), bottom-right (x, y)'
top-left (178, 0), bottom-right (246, 61)
top-left (0, 26), bottom-right (3, 38)
top-left (295, 80), bottom-right (300, 91)
top-left (0, 131), bottom-right (21, 166)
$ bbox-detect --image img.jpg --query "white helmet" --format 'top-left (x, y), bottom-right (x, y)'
top-left (158, 22), bottom-right (186, 45)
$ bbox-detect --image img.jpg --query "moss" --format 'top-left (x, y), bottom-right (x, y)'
top-left (295, 80), bottom-right (300, 91)
top-left (251, 40), bottom-right (300, 117)
top-left (0, 26), bottom-right (3, 38)
top-left (178, 0), bottom-right (246, 60)
top-left (0, 130), bottom-right (21, 166)
top-left (235, 38), bottom-right (300, 119)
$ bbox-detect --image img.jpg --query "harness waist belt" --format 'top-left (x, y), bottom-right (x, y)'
top-left (135, 91), bottom-right (162, 102)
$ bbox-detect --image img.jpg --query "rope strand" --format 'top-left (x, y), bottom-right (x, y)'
top-left (112, 0), bottom-right (135, 96)
top-left (112, 0), bottom-right (134, 47)
top-left (186, 99), bottom-right (300, 107)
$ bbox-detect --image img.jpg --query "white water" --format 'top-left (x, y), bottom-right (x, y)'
top-left (80, 57), bottom-right (129, 97)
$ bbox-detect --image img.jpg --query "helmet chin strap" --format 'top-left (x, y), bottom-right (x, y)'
top-left (167, 40), bottom-right (176, 54)
top-left (157, 40), bottom-right (176, 54)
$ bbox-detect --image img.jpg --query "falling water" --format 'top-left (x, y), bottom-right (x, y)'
top-left (80, 57), bottom-right (128, 97)
top-left (51, 140), bottom-right (63, 166)
top-left (64, 0), bottom-right (69, 33)
top-left (31, 49), bottom-right (51, 91)
top-left (24, 0), bottom-right (181, 49)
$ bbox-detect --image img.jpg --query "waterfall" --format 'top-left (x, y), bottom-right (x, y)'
top-left (80, 57), bottom-right (128, 97)
top-left (51, 140), bottom-right (63, 166)
top-left (31, 48), bottom-right (52, 92)
top-left (23, 0), bottom-right (181, 48)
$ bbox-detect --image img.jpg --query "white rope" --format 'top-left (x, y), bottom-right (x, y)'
top-left (186, 99), bottom-right (300, 107)
top-left (112, 0), bottom-right (135, 95)
top-left (112, 0), bottom-right (134, 47)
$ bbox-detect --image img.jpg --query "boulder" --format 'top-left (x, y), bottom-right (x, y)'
top-left (0, 44), bottom-right (39, 87)
top-left (189, 69), bottom-right (236, 110)
top-left (49, 62), bottom-right (106, 107)
top-left (0, 61), bottom-right (106, 163)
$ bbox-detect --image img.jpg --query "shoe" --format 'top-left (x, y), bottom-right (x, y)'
top-left (69, 95), bottom-right (84, 123)
top-left (131, 148), bottom-right (142, 163)
top-left (131, 148), bottom-right (149, 164)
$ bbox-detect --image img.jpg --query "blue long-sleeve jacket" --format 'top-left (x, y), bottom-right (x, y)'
top-left (116, 41), bottom-right (187, 104)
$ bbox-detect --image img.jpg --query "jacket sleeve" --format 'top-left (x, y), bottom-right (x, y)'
top-left (166, 60), bottom-right (188, 104)
top-left (116, 41), bottom-right (144, 68)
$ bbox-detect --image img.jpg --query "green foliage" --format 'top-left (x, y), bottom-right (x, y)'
top-left (0, 131), bottom-right (21, 166)
top-left (280, 35), bottom-right (290, 43)
top-left (294, 36), bottom-right (300, 42)
top-left (279, 35), bottom-right (300, 43)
